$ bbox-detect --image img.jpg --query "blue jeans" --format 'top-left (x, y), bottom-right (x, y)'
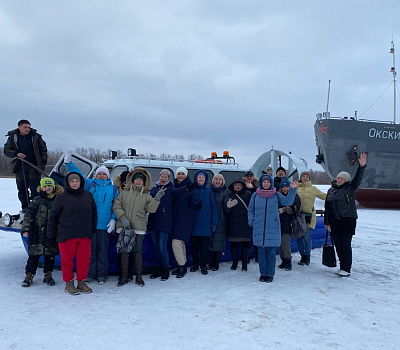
top-left (297, 227), bottom-right (313, 256)
top-left (258, 246), bottom-right (277, 277)
top-left (150, 231), bottom-right (169, 268)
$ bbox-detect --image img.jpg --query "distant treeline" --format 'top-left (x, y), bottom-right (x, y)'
top-left (0, 147), bottom-right (332, 184)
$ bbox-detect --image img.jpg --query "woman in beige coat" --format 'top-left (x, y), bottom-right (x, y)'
top-left (113, 168), bottom-right (163, 287)
top-left (295, 171), bottom-right (326, 266)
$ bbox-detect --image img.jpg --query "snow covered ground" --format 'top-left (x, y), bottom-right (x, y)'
top-left (0, 178), bottom-right (399, 350)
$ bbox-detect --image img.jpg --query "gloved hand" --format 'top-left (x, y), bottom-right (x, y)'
top-left (121, 217), bottom-right (131, 228)
top-left (186, 182), bottom-right (197, 191)
top-left (227, 198), bottom-right (238, 208)
top-left (195, 201), bottom-right (203, 210)
top-left (211, 225), bottom-right (217, 232)
top-left (155, 189), bottom-right (165, 200)
top-left (279, 208), bottom-right (284, 215)
top-left (64, 148), bottom-right (73, 164)
top-left (107, 219), bottom-right (116, 233)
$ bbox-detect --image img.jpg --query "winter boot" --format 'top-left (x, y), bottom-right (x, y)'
top-left (161, 267), bottom-right (170, 281)
top-left (150, 266), bottom-right (162, 279)
top-left (303, 255), bottom-right (310, 266)
top-left (298, 255), bottom-right (305, 266)
top-left (171, 267), bottom-right (180, 275)
top-left (77, 280), bottom-right (92, 294)
top-left (201, 266), bottom-right (208, 275)
top-left (65, 279), bottom-right (80, 295)
top-left (128, 251), bottom-right (135, 282)
top-left (118, 253), bottom-right (129, 287)
top-left (285, 258), bottom-right (292, 271)
top-left (134, 253), bottom-right (145, 287)
top-left (230, 246), bottom-right (239, 270)
top-left (278, 257), bottom-right (286, 269)
top-left (43, 271), bottom-right (55, 286)
top-left (242, 247), bottom-right (249, 271)
top-left (21, 272), bottom-right (34, 287)
top-left (254, 246), bottom-right (259, 262)
top-left (190, 265), bottom-right (199, 272)
top-left (176, 265), bottom-right (187, 278)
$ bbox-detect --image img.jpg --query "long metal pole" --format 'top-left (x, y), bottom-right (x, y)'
top-left (326, 79), bottom-right (331, 113)
top-left (391, 40), bottom-right (396, 123)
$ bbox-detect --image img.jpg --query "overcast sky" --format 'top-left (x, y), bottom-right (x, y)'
top-left (1, 1), bottom-right (399, 170)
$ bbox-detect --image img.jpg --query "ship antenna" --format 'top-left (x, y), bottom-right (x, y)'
top-left (326, 79), bottom-right (331, 113)
top-left (390, 39), bottom-right (397, 123)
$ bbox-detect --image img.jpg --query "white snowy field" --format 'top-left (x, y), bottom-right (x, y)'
top-left (0, 178), bottom-right (399, 350)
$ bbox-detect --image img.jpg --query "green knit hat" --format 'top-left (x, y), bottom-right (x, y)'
top-left (132, 172), bottom-right (146, 185)
top-left (40, 177), bottom-right (55, 190)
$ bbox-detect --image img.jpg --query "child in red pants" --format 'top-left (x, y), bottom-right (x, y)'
top-left (47, 172), bottom-right (97, 295)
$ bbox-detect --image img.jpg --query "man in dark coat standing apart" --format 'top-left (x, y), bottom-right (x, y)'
top-left (4, 120), bottom-right (48, 211)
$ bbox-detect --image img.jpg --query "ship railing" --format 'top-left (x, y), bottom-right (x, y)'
top-left (316, 113), bottom-right (395, 124)
top-left (112, 155), bottom-right (239, 166)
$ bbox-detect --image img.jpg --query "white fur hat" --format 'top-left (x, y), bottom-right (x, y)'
top-left (95, 166), bottom-right (110, 179)
top-left (336, 171), bottom-right (350, 182)
top-left (176, 167), bottom-right (188, 176)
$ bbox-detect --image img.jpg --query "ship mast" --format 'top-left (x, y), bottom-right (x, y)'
top-left (390, 40), bottom-right (397, 123)
top-left (326, 79), bottom-right (331, 113)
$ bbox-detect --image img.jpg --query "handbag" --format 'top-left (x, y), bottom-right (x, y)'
top-left (116, 227), bottom-right (136, 254)
top-left (322, 230), bottom-right (337, 268)
top-left (291, 208), bottom-right (308, 238)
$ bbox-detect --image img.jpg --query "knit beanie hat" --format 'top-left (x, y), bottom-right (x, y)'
top-left (276, 166), bottom-right (286, 174)
top-left (300, 171), bottom-right (311, 179)
top-left (133, 172), bottom-right (146, 185)
top-left (67, 173), bottom-right (80, 182)
top-left (176, 167), bottom-right (188, 176)
top-left (120, 171), bottom-right (129, 183)
top-left (18, 119), bottom-right (31, 126)
top-left (95, 166), bottom-right (110, 179)
top-left (279, 177), bottom-right (290, 189)
top-left (336, 171), bottom-right (351, 182)
top-left (40, 177), bottom-right (55, 190)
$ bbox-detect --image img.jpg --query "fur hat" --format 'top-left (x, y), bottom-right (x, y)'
top-left (95, 166), bottom-right (110, 179)
top-left (336, 171), bottom-right (351, 182)
top-left (279, 177), bottom-right (290, 189)
top-left (40, 177), bottom-right (55, 190)
top-left (300, 171), bottom-right (311, 179)
top-left (176, 167), bottom-right (188, 176)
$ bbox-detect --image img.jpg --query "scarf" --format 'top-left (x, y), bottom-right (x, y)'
top-left (256, 187), bottom-right (276, 198)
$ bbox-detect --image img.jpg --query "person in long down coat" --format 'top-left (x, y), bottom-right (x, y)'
top-left (209, 174), bottom-right (229, 271)
top-left (47, 172), bottom-right (97, 295)
top-left (171, 167), bottom-right (199, 278)
top-left (20, 177), bottom-right (63, 288)
top-left (324, 153), bottom-right (367, 277)
top-left (248, 174), bottom-right (298, 283)
top-left (278, 177), bottom-right (301, 271)
top-left (226, 178), bottom-right (252, 271)
top-left (190, 170), bottom-right (218, 275)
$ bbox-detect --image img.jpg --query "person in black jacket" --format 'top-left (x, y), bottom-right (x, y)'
top-left (4, 120), bottom-right (47, 210)
top-left (226, 179), bottom-right (252, 271)
top-left (278, 177), bottom-right (301, 271)
top-left (47, 172), bottom-right (97, 295)
top-left (324, 153), bottom-right (367, 277)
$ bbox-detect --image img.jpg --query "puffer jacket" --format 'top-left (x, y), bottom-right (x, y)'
top-left (47, 172), bottom-right (97, 243)
top-left (226, 179), bottom-right (252, 241)
top-left (248, 174), bottom-right (296, 247)
top-left (171, 177), bottom-right (198, 242)
top-left (65, 161), bottom-right (118, 230)
top-left (191, 170), bottom-right (218, 237)
top-left (113, 168), bottom-right (160, 232)
top-left (324, 165), bottom-right (366, 225)
top-left (21, 185), bottom-right (63, 255)
top-left (210, 185), bottom-right (229, 250)
top-left (4, 128), bottom-right (47, 173)
top-left (296, 180), bottom-right (327, 229)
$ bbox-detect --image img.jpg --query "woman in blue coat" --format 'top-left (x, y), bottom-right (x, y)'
top-left (190, 170), bottom-right (218, 275)
top-left (248, 174), bottom-right (298, 283)
top-left (64, 149), bottom-right (118, 284)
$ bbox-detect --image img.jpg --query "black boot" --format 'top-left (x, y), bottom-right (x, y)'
top-left (278, 258), bottom-right (286, 269)
top-left (128, 251), bottom-right (135, 282)
top-left (212, 252), bottom-right (222, 271)
top-left (190, 265), bottom-right (199, 272)
top-left (176, 265), bottom-right (187, 278)
top-left (230, 246), bottom-right (239, 270)
top-left (298, 255), bottom-right (305, 266)
top-left (208, 252), bottom-right (216, 270)
top-left (43, 271), bottom-right (55, 286)
top-left (201, 266), bottom-right (208, 275)
top-left (303, 255), bottom-right (310, 266)
top-left (150, 266), bottom-right (162, 279)
top-left (171, 267), bottom-right (180, 275)
top-left (134, 253), bottom-right (145, 287)
top-left (161, 267), bottom-right (170, 281)
top-left (285, 258), bottom-right (292, 271)
top-left (242, 247), bottom-right (249, 271)
top-left (118, 254), bottom-right (129, 287)
top-left (21, 272), bottom-right (34, 287)
top-left (254, 246), bottom-right (259, 262)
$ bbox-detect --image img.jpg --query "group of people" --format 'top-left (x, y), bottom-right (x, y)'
top-left (4, 120), bottom-right (368, 295)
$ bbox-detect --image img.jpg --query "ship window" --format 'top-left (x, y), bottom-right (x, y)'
top-left (110, 166), bottom-right (129, 181)
top-left (219, 171), bottom-right (246, 186)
